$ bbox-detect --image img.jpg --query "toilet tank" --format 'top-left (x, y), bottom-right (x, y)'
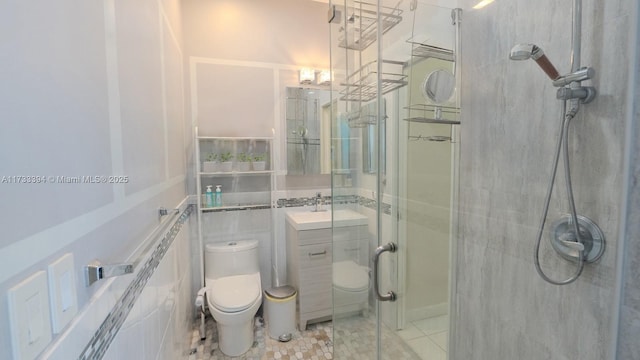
top-left (204, 240), bottom-right (260, 279)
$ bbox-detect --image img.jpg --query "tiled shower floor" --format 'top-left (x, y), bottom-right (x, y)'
top-left (188, 312), bottom-right (443, 360)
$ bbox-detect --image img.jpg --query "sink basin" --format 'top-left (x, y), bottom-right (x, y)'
top-left (286, 209), bottom-right (367, 230)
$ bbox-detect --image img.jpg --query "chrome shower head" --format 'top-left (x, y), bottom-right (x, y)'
top-left (509, 43), bottom-right (539, 60)
top-left (509, 43), bottom-right (560, 80)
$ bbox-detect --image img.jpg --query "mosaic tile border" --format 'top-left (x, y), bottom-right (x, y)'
top-left (276, 194), bottom-right (390, 215)
top-left (77, 204), bottom-right (194, 360)
top-left (203, 204), bottom-right (272, 212)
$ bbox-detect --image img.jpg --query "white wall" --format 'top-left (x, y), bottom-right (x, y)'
top-left (182, 0), bottom-right (330, 182)
top-left (182, 0), bottom-right (332, 288)
top-left (0, 0), bottom-right (190, 358)
top-left (404, 57), bottom-right (453, 316)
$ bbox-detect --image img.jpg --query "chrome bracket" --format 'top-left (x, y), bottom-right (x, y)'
top-left (372, 243), bottom-right (397, 302)
top-left (550, 214), bottom-right (605, 263)
top-left (159, 207), bottom-right (179, 217)
top-left (556, 86), bottom-right (596, 104)
top-left (85, 261), bottom-right (134, 287)
top-left (552, 67), bottom-right (595, 87)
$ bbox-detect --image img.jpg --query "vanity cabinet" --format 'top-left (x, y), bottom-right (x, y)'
top-left (285, 213), bottom-right (369, 330)
top-left (286, 224), bottom-right (332, 330)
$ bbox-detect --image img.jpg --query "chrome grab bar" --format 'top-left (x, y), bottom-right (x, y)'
top-left (372, 242), bottom-right (397, 302)
top-left (85, 262), bottom-right (134, 287)
top-left (84, 205), bottom-right (182, 287)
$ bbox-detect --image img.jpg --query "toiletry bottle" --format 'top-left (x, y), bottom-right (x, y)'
top-left (215, 185), bottom-right (222, 207)
top-left (205, 185), bottom-right (214, 208)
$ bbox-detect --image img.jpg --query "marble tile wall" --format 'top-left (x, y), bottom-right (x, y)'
top-left (453, 1), bottom-right (634, 359)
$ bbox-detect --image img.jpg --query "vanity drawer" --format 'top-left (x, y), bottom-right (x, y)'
top-left (298, 243), bottom-right (332, 269)
top-left (297, 228), bottom-right (332, 246)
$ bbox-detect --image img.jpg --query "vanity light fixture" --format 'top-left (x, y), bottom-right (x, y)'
top-left (299, 68), bottom-right (315, 84)
top-left (317, 70), bottom-right (331, 85)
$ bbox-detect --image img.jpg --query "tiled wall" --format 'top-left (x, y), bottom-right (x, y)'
top-left (41, 206), bottom-right (194, 360)
top-left (101, 211), bottom-right (195, 360)
top-left (453, 0), bottom-right (633, 359)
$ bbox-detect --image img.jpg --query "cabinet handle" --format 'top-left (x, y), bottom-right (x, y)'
top-left (308, 250), bottom-right (327, 257)
top-left (373, 243), bottom-right (397, 302)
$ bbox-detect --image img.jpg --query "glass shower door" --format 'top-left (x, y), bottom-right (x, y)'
top-left (329, 1), bottom-right (460, 359)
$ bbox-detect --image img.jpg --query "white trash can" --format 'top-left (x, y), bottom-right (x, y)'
top-left (264, 285), bottom-right (297, 342)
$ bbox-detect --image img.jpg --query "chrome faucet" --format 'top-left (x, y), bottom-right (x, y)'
top-left (313, 192), bottom-right (325, 212)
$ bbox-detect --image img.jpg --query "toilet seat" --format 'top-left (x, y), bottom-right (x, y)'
top-left (333, 261), bottom-right (369, 292)
top-left (208, 274), bottom-right (260, 313)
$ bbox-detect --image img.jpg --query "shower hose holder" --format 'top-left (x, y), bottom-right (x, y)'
top-left (553, 67), bottom-right (597, 104)
top-left (550, 214), bottom-right (605, 263)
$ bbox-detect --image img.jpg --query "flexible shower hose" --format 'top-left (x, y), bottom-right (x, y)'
top-left (533, 101), bottom-right (585, 285)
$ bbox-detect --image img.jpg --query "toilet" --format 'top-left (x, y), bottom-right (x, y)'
top-left (333, 260), bottom-right (370, 316)
top-left (204, 240), bottom-right (262, 357)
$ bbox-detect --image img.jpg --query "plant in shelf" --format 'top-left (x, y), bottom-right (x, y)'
top-left (236, 152), bottom-right (252, 172)
top-left (218, 152), bottom-right (233, 172)
top-left (252, 153), bottom-right (267, 171)
top-left (202, 153), bottom-right (218, 172)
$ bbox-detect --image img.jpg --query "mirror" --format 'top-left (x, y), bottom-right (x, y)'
top-left (285, 87), bottom-right (331, 175)
top-left (421, 69), bottom-right (455, 104)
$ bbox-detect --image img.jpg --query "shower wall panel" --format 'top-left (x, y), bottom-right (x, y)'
top-left (453, 0), bottom-right (634, 359)
top-left (617, 2), bottom-right (640, 357)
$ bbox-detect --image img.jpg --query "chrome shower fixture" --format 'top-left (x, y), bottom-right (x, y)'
top-left (509, 43), bottom-right (560, 80)
top-left (509, 43), bottom-right (596, 104)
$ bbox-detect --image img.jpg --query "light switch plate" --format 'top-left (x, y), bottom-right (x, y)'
top-left (48, 253), bottom-right (78, 334)
top-left (8, 271), bottom-right (52, 360)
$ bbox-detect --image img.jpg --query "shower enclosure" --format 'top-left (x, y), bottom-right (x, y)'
top-left (329, 1), bottom-right (461, 358)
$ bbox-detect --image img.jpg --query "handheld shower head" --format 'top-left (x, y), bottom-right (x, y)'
top-left (509, 43), bottom-right (560, 80)
top-left (509, 43), bottom-right (537, 60)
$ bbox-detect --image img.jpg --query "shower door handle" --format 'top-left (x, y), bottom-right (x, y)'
top-left (372, 243), bottom-right (397, 302)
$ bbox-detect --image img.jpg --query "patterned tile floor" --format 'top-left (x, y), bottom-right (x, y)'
top-left (331, 313), bottom-right (420, 360)
top-left (188, 314), bottom-right (333, 360)
top-left (188, 311), bottom-right (442, 360)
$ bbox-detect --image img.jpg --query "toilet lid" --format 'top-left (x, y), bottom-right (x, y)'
top-left (208, 274), bottom-right (260, 312)
top-left (333, 261), bottom-right (369, 292)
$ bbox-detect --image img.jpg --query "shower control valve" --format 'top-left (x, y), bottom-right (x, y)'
top-left (556, 86), bottom-right (596, 104)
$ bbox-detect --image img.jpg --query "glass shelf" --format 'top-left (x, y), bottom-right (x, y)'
top-left (195, 133), bottom-right (273, 215)
top-left (406, 40), bottom-right (454, 61)
top-left (404, 103), bottom-right (460, 124)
